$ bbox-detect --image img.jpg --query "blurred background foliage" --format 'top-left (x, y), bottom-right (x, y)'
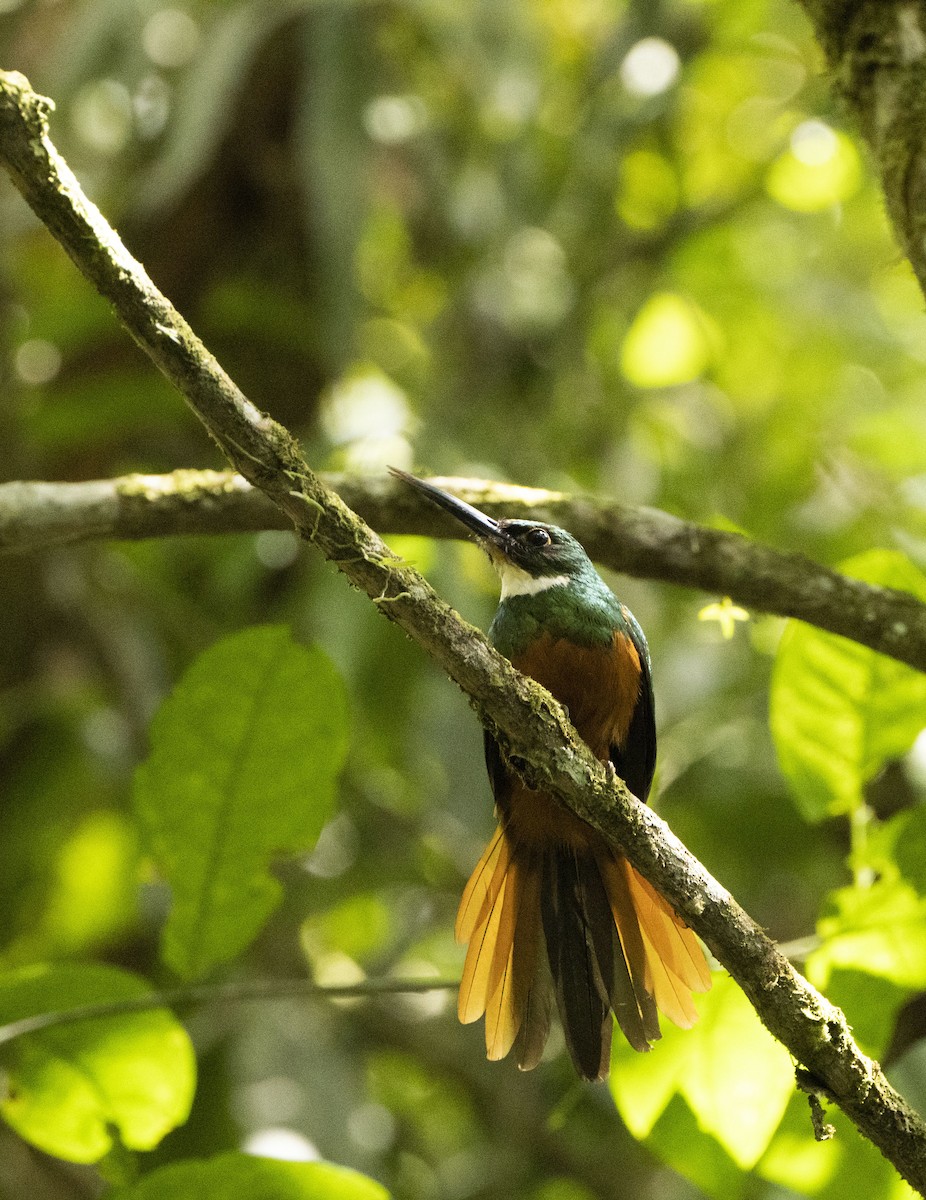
top-left (3, 0), bottom-right (926, 1196)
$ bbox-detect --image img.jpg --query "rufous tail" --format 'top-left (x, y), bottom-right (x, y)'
top-left (455, 825), bottom-right (711, 1081)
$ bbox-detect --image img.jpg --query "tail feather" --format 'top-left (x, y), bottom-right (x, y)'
top-left (514, 944), bottom-right (553, 1072)
top-left (458, 870), bottom-right (508, 1024)
top-left (455, 825), bottom-right (508, 943)
top-left (576, 852), bottom-right (657, 1054)
top-left (541, 850), bottom-right (612, 1081)
top-left (486, 855), bottom-right (521, 1004)
top-left (455, 825), bottom-right (711, 1078)
top-left (485, 856), bottom-right (542, 1060)
top-left (484, 857), bottom-right (522, 1059)
top-left (631, 867), bottom-right (713, 995)
top-left (575, 853), bottom-right (616, 1005)
top-left (642, 938), bottom-right (700, 1028)
top-left (601, 855), bottom-right (708, 1029)
top-left (596, 853), bottom-right (661, 1046)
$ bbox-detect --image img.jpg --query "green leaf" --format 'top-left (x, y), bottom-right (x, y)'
top-left (611, 974), bottom-right (793, 1169)
top-left (769, 550), bottom-right (926, 821)
top-left (882, 806), bottom-right (926, 896)
top-left (133, 626), bottom-right (349, 979)
top-left (759, 1092), bottom-right (919, 1199)
top-left (808, 879), bottom-right (926, 990)
top-left (818, 969), bottom-right (909, 1058)
top-left (0, 963), bottom-right (195, 1164)
top-left (642, 1096), bottom-right (748, 1200)
top-left (303, 893), bottom-right (393, 963)
top-left (110, 1152), bottom-right (390, 1200)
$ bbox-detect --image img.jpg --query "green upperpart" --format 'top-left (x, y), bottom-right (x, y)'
top-left (488, 544), bottom-right (626, 659)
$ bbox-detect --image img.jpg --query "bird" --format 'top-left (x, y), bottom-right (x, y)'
top-left (391, 468), bottom-right (711, 1081)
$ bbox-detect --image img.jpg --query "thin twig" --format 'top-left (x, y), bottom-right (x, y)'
top-left (0, 976), bottom-right (458, 1048)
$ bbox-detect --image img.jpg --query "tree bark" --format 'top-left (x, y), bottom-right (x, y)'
top-left (5, 469), bottom-right (926, 673)
top-left (799, 1), bottom-right (926, 297)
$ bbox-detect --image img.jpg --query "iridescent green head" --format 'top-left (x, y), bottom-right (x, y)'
top-left (391, 469), bottom-right (598, 597)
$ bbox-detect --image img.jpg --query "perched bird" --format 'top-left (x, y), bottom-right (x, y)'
top-left (392, 469), bottom-right (711, 1081)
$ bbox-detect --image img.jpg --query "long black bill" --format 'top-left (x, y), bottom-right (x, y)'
top-left (389, 467), bottom-right (502, 542)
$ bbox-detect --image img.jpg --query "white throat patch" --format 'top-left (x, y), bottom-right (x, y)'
top-left (498, 563), bottom-right (570, 600)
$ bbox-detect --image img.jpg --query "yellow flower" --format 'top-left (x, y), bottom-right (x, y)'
top-left (698, 596), bottom-right (750, 640)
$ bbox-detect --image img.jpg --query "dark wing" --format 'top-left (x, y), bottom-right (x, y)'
top-left (609, 617), bottom-right (657, 803)
top-left (484, 729), bottom-right (514, 815)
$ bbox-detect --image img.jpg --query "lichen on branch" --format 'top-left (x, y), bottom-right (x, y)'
top-left (4, 468), bottom-right (926, 675)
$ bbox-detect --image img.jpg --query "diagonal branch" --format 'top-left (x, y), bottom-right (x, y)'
top-left (2, 69), bottom-right (925, 1190)
top-left (5, 467), bottom-right (926, 672)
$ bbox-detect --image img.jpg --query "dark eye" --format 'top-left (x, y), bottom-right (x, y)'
top-left (525, 527), bottom-right (551, 548)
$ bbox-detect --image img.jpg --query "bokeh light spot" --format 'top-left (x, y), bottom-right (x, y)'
top-left (142, 8), bottom-right (201, 69)
top-left (766, 122), bottom-right (862, 212)
top-left (620, 38), bottom-right (681, 97)
top-left (621, 293), bottom-right (712, 388)
top-left (15, 338), bottom-right (62, 386)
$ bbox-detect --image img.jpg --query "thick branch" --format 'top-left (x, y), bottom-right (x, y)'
top-left (799, 2), bottom-right (926, 301)
top-left (4, 468), bottom-right (926, 673)
top-left (2, 70), bottom-right (925, 1189)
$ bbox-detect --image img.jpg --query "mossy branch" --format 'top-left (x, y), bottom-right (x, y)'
top-left (5, 468), bottom-right (926, 671)
top-left (799, 0), bottom-right (926, 302)
top-left (2, 69), bottom-right (926, 1190)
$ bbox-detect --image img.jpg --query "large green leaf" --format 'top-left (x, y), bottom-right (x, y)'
top-left (769, 550), bottom-right (926, 822)
top-left (808, 879), bottom-right (926, 991)
top-left (110, 1152), bottom-right (390, 1200)
top-left (639, 1096), bottom-right (748, 1200)
top-left (0, 963), bottom-right (194, 1164)
top-left (758, 1092), bottom-right (918, 1199)
top-left (610, 974), bottom-right (793, 1170)
top-left (133, 626), bottom-right (349, 979)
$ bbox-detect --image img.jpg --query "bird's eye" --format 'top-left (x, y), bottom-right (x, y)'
top-left (525, 527), bottom-right (552, 548)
